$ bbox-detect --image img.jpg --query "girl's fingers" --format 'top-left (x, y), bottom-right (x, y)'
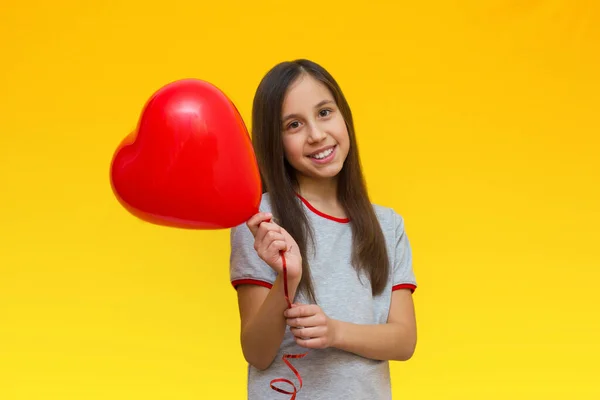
top-left (255, 222), bottom-right (282, 246)
top-left (290, 326), bottom-right (325, 339)
top-left (246, 212), bottom-right (272, 236)
top-left (286, 314), bottom-right (322, 329)
top-left (266, 239), bottom-right (287, 254)
top-left (256, 239), bottom-right (286, 265)
top-left (256, 231), bottom-right (285, 257)
top-left (295, 336), bottom-right (328, 349)
top-left (284, 304), bottom-right (318, 318)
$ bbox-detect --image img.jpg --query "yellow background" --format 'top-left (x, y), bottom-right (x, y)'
top-left (1, 1), bottom-right (599, 398)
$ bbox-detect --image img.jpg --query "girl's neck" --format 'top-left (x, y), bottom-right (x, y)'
top-left (294, 175), bottom-right (347, 219)
top-left (295, 175), bottom-right (338, 202)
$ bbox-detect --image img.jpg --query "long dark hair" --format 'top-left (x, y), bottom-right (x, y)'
top-left (251, 59), bottom-right (390, 303)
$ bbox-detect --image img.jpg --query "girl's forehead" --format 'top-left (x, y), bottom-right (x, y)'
top-left (283, 76), bottom-right (334, 111)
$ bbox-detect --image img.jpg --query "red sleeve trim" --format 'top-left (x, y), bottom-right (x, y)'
top-left (231, 279), bottom-right (273, 290)
top-left (393, 283), bottom-right (416, 293)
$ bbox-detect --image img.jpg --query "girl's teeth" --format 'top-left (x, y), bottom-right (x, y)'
top-left (312, 148), bottom-right (333, 159)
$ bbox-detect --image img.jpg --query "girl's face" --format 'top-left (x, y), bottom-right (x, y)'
top-left (280, 74), bottom-right (350, 184)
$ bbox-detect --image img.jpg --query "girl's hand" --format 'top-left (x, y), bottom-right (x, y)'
top-left (284, 304), bottom-right (338, 349)
top-left (246, 212), bottom-right (302, 282)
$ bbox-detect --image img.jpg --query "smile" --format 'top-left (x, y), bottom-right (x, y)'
top-left (307, 145), bottom-right (337, 163)
top-left (311, 148), bottom-right (334, 159)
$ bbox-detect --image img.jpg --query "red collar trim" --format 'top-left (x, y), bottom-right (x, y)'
top-left (295, 193), bottom-right (350, 223)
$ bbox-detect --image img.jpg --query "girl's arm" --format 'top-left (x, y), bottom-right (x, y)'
top-left (285, 288), bottom-right (417, 361)
top-left (332, 288), bottom-right (417, 361)
top-left (236, 212), bottom-right (304, 370)
top-left (237, 275), bottom-right (300, 370)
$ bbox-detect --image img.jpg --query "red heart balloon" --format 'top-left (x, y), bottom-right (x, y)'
top-left (110, 79), bottom-right (261, 229)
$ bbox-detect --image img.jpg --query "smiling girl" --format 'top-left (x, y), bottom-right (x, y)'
top-left (229, 59), bottom-right (417, 399)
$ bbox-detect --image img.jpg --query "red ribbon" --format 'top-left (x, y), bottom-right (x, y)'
top-left (269, 249), bottom-right (309, 399)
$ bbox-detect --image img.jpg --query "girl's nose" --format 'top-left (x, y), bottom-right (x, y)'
top-left (307, 125), bottom-right (327, 143)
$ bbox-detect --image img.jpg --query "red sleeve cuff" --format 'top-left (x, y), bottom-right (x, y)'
top-left (392, 283), bottom-right (416, 293)
top-left (231, 279), bottom-right (273, 290)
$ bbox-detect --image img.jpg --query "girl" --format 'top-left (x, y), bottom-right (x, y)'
top-left (229, 59), bottom-right (417, 399)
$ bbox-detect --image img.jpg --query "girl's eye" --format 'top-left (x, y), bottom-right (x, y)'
top-left (288, 121), bottom-right (300, 130)
top-left (319, 109), bottom-right (331, 117)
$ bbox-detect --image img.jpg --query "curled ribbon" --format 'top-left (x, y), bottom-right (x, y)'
top-left (269, 249), bottom-right (309, 399)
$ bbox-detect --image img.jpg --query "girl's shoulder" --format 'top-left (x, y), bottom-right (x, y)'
top-left (257, 192), bottom-right (274, 213)
top-left (371, 202), bottom-right (407, 233)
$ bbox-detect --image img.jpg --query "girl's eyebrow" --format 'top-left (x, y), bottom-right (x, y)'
top-left (282, 99), bottom-right (335, 122)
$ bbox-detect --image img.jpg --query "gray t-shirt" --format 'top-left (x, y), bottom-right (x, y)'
top-left (229, 193), bottom-right (417, 399)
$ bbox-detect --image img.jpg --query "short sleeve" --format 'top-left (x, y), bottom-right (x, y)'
top-left (392, 211), bottom-right (417, 293)
top-left (229, 221), bottom-right (277, 290)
